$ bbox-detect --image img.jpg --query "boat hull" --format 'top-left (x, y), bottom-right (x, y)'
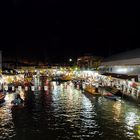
top-left (104, 95), bottom-right (120, 101)
top-left (84, 85), bottom-right (101, 96)
top-left (0, 94), bottom-right (5, 103)
top-left (11, 104), bottom-right (25, 111)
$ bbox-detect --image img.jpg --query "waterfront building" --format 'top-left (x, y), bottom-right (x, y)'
top-left (99, 49), bottom-right (140, 103)
top-left (99, 48), bottom-right (140, 82)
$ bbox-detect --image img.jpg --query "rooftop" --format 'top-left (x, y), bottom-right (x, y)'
top-left (101, 48), bottom-right (140, 66)
top-left (104, 48), bottom-right (140, 62)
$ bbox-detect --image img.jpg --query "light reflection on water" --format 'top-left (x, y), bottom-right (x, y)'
top-left (0, 78), bottom-right (140, 140)
top-left (112, 101), bottom-right (122, 122)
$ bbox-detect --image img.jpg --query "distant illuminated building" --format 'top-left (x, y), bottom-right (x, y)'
top-left (99, 48), bottom-right (140, 82)
top-left (77, 55), bottom-right (102, 70)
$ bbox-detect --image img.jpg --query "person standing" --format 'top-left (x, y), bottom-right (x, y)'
top-left (11, 94), bottom-right (24, 106)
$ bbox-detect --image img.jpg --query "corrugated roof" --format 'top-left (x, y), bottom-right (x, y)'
top-left (104, 48), bottom-right (140, 62)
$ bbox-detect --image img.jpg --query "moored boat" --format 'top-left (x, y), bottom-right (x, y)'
top-left (0, 93), bottom-right (5, 103)
top-left (11, 93), bottom-right (24, 110)
top-left (11, 104), bottom-right (25, 112)
top-left (84, 84), bottom-right (101, 96)
top-left (104, 95), bottom-right (120, 101)
top-left (104, 86), bottom-right (123, 97)
top-left (60, 75), bottom-right (73, 81)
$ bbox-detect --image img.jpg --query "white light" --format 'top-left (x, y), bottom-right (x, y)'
top-left (44, 86), bottom-right (48, 91)
top-left (94, 72), bottom-right (99, 76)
top-left (25, 86), bottom-right (28, 91)
top-left (31, 86), bottom-right (35, 91)
top-left (117, 68), bottom-right (127, 73)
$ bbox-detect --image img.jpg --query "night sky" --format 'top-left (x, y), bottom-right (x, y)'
top-left (1, 1), bottom-right (138, 63)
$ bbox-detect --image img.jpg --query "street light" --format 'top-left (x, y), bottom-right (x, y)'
top-left (69, 58), bottom-right (72, 62)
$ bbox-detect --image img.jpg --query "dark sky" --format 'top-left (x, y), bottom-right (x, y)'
top-left (1, 1), bottom-right (138, 62)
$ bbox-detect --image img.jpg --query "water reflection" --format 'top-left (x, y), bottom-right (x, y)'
top-left (112, 102), bottom-right (122, 122)
top-left (0, 78), bottom-right (140, 140)
top-left (0, 95), bottom-right (15, 140)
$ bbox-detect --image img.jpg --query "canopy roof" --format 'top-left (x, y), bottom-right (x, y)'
top-left (101, 48), bottom-right (140, 66)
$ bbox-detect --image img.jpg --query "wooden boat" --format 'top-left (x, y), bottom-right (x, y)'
top-left (60, 75), bottom-right (73, 81)
top-left (11, 104), bottom-right (25, 111)
top-left (103, 93), bottom-right (113, 96)
top-left (11, 97), bottom-right (25, 111)
top-left (104, 86), bottom-right (123, 97)
top-left (84, 85), bottom-right (101, 96)
top-left (51, 75), bottom-right (72, 82)
top-left (0, 93), bottom-right (5, 102)
top-left (104, 95), bottom-right (120, 101)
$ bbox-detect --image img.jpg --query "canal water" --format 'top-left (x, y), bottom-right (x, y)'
top-left (0, 78), bottom-right (140, 140)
